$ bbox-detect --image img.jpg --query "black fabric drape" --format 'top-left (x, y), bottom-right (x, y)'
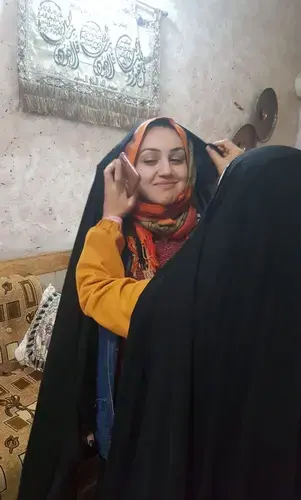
top-left (103, 146), bottom-right (301, 500)
top-left (17, 124), bottom-right (217, 500)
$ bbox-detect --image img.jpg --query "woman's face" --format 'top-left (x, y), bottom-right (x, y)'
top-left (135, 126), bottom-right (188, 206)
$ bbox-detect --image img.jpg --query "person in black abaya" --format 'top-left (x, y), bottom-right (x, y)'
top-left (102, 146), bottom-right (301, 500)
top-left (18, 120), bottom-right (226, 500)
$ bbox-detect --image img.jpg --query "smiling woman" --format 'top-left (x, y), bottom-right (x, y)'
top-left (77, 118), bottom-right (199, 321)
top-left (17, 118), bottom-right (232, 499)
top-left (72, 117), bottom-right (220, 462)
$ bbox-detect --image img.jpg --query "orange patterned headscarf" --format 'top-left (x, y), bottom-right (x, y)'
top-left (125, 117), bottom-right (198, 278)
top-left (126, 118), bottom-right (190, 166)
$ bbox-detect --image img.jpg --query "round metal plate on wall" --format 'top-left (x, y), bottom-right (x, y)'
top-left (232, 124), bottom-right (257, 151)
top-left (253, 88), bottom-right (278, 143)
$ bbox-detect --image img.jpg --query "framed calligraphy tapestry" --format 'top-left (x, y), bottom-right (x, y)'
top-left (17, 0), bottom-right (165, 129)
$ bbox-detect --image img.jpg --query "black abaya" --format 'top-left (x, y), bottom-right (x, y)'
top-left (103, 146), bottom-right (301, 500)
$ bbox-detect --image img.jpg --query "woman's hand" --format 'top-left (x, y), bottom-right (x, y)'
top-left (103, 159), bottom-right (137, 219)
top-left (206, 140), bottom-right (244, 177)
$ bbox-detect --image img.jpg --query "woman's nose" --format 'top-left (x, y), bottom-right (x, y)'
top-left (158, 158), bottom-right (172, 176)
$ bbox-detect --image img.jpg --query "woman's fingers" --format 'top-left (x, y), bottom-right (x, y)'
top-left (213, 139), bottom-right (231, 148)
top-left (103, 158), bottom-right (137, 218)
top-left (206, 145), bottom-right (227, 176)
top-left (214, 140), bottom-right (244, 157)
top-left (104, 161), bottom-right (116, 183)
top-left (213, 140), bottom-right (233, 153)
top-left (114, 159), bottom-right (128, 195)
top-left (104, 159), bottom-right (129, 197)
top-left (207, 139), bottom-right (244, 177)
top-left (104, 160), bottom-right (124, 191)
top-left (114, 159), bottom-right (123, 183)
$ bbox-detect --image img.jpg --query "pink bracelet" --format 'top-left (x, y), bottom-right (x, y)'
top-left (103, 216), bottom-right (123, 227)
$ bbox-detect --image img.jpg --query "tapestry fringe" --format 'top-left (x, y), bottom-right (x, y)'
top-left (19, 80), bottom-right (158, 130)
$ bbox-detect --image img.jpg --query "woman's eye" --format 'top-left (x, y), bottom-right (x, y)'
top-left (170, 158), bottom-right (184, 164)
top-left (143, 159), bottom-right (158, 165)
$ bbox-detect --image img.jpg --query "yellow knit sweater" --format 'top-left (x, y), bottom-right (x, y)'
top-left (76, 219), bottom-right (150, 338)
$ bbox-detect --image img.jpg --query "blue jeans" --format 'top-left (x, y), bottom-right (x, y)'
top-left (95, 327), bottom-right (119, 459)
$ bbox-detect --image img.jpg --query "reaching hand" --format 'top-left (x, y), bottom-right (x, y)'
top-left (103, 159), bottom-right (137, 219)
top-left (206, 140), bottom-right (244, 177)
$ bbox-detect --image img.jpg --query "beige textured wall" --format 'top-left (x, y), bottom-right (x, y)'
top-left (1, 0), bottom-right (301, 259)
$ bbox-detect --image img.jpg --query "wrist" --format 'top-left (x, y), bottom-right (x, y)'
top-left (102, 215), bottom-right (123, 227)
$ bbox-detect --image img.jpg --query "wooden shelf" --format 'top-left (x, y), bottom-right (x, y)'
top-left (0, 251), bottom-right (71, 277)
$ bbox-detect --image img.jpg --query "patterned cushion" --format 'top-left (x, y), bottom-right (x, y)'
top-left (0, 367), bottom-right (42, 500)
top-left (21, 285), bottom-right (61, 371)
top-left (0, 275), bottom-right (42, 375)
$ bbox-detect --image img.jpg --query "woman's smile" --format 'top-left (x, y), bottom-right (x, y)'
top-left (154, 180), bottom-right (178, 187)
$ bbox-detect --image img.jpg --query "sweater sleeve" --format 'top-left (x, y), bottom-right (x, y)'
top-left (76, 219), bottom-right (150, 338)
